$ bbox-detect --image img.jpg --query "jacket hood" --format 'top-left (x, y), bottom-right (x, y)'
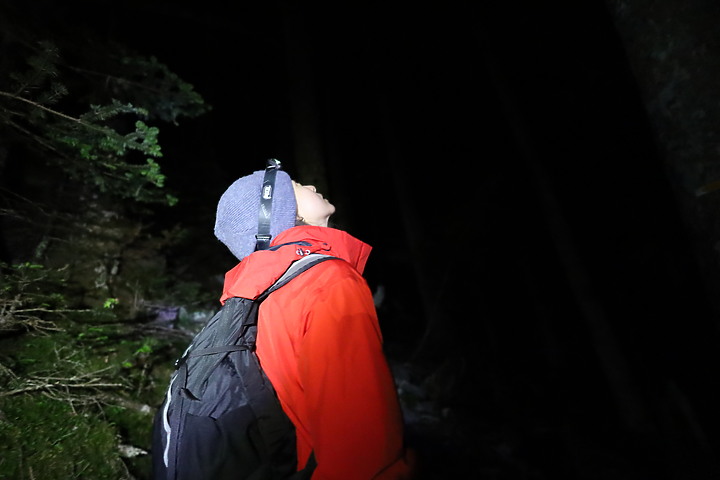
top-left (219, 226), bottom-right (372, 303)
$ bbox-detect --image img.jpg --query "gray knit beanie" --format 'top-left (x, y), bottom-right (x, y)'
top-left (214, 169), bottom-right (297, 261)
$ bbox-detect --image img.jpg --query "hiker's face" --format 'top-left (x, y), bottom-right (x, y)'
top-left (292, 180), bottom-right (335, 227)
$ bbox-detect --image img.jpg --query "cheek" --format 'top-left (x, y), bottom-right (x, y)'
top-left (298, 195), bottom-right (334, 220)
top-left (295, 192), bottom-right (314, 216)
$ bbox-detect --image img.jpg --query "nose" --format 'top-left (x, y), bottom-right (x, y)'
top-left (306, 185), bottom-right (317, 192)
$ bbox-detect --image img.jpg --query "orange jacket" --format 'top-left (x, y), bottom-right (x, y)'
top-left (220, 226), bottom-right (415, 479)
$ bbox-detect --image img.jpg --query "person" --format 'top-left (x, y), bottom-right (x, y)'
top-left (212, 161), bottom-right (416, 479)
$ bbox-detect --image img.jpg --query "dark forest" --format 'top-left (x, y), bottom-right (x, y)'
top-left (1, 1), bottom-right (720, 479)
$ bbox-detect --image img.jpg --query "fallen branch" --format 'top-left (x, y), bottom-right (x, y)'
top-left (0, 371), bottom-right (125, 397)
top-left (0, 380), bottom-right (125, 397)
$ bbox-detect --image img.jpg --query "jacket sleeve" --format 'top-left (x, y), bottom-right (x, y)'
top-left (298, 268), bottom-right (415, 479)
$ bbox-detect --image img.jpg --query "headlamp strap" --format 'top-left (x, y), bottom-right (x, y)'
top-left (256, 158), bottom-right (281, 251)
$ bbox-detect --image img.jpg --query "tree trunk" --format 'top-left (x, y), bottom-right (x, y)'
top-left (604, 0), bottom-right (720, 316)
top-left (279, 2), bottom-right (329, 195)
top-left (482, 49), bottom-right (652, 436)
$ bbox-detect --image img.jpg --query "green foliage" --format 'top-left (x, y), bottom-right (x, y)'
top-left (116, 55), bottom-right (211, 125)
top-left (0, 35), bottom-right (209, 206)
top-left (103, 297), bottom-right (120, 309)
top-left (0, 6), bottom-right (217, 478)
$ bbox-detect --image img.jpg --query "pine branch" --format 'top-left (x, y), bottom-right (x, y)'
top-left (0, 89), bottom-right (105, 132)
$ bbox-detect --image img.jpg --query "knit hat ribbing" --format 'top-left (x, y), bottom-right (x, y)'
top-left (214, 169), bottom-right (297, 261)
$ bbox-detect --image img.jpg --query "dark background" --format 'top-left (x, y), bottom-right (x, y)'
top-left (5, 0), bottom-right (720, 478)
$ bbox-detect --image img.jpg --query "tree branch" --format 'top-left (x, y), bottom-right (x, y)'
top-left (0, 90), bottom-right (81, 124)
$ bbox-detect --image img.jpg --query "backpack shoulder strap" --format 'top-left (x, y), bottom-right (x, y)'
top-left (258, 253), bottom-right (339, 301)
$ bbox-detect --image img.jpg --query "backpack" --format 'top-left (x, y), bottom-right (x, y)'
top-left (152, 253), bottom-right (337, 480)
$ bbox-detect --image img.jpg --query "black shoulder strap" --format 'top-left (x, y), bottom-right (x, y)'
top-left (258, 253), bottom-right (338, 301)
top-left (256, 158), bottom-right (282, 251)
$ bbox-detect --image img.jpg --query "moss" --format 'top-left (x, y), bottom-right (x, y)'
top-left (0, 318), bottom-right (188, 480)
top-left (103, 403), bottom-right (155, 479)
top-left (0, 396), bottom-right (127, 479)
top-left (105, 403), bottom-right (152, 450)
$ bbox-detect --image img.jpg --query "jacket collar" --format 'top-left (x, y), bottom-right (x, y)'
top-left (220, 226), bottom-right (372, 303)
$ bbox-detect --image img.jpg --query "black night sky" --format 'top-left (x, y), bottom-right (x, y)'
top-left (4, 0), bottom-right (720, 478)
